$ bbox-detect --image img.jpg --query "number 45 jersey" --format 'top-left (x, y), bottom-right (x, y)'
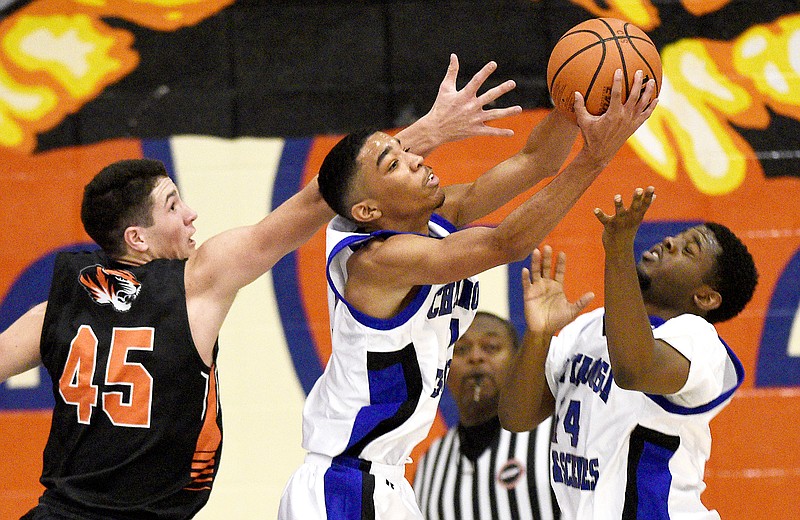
top-left (38, 250), bottom-right (222, 519)
top-left (544, 308), bottom-right (744, 520)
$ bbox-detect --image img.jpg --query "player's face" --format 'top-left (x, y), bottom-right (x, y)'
top-left (448, 314), bottom-right (516, 427)
top-left (140, 177), bottom-right (198, 260)
top-left (354, 132), bottom-right (443, 227)
top-left (637, 225), bottom-right (721, 312)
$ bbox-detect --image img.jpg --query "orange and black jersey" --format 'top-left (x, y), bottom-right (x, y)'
top-left (36, 250), bottom-right (222, 519)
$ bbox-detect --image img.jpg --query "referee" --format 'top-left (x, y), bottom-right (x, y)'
top-left (414, 311), bottom-right (559, 520)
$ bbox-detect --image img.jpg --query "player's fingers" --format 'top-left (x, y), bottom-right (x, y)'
top-left (613, 193), bottom-right (624, 214)
top-left (541, 245), bottom-right (553, 279)
top-left (594, 207), bottom-right (611, 224)
top-left (521, 266), bottom-right (532, 286)
top-left (529, 248), bottom-right (543, 282)
top-left (475, 126), bottom-right (516, 137)
top-left (462, 61), bottom-right (498, 97)
top-left (640, 186), bottom-right (656, 210)
top-left (573, 91), bottom-right (590, 118)
top-left (477, 79), bottom-right (517, 106)
top-left (554, 251), bottom-right (567, 284)
top-left (636, 79), bottom-right (658, 117)
top-left (438, 53), bottom-right (460, 92)
top-left (574, 292), bottom-right (596, 312)
top-left (607, 69), bottom-right (625, 107)
top-left (482, 106), bottom-right (523, 121)
top-left (626, 70), bottom-right (644, 105)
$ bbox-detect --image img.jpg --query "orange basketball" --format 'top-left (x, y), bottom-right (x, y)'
top-left (547, 17), bottom-right (661, 119)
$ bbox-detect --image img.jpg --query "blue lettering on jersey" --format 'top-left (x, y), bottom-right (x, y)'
top-left (430, 359), bottom-right (452, 398)
top-left (565, 353), bottom-right (613, 403)
top-left (551, 449), bottom-right (599, 490)
top-left (427, 279), bottom-right (479, 319)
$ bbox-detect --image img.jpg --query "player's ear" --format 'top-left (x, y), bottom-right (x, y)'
top-left (351, 200), bottom-right (381, 223)
top-left (124, 226), bottom-right (148, 253)
top-left (693, 285), bottom-right (721, 313)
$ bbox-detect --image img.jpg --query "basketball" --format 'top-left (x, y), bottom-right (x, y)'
top-left (546, 17), bottom-right (661, 119)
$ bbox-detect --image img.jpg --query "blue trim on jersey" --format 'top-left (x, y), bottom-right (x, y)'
top-left (270, 138), bottom-right (324, 395)
top-left (325, 229), bottom-right (442, 331)
top-left (645, 329), bottom-right (745, 415)
top-left (430, 212), bottom-right (457, 233)
top-left (349, 363), bottom-right (406, 448)
top-left (630, 442), bottom-right (676, 519)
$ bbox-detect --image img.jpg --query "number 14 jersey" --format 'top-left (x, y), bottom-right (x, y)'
top-left (544, 308), bottom-right (744, 520)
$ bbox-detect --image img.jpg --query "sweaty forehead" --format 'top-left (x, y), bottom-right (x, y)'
top-left (688, 225), bottom-right (718, 248)
top-left (678, 225), bottom-right (722, 263)
top-left (358, 132), bottom-right (397, 166)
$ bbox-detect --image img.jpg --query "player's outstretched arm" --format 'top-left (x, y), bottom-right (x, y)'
top-left (183, 55), bottom-right (525, 337)
top-left (0, 301), bottom-right (46, 382)
top-left (439, 104), bottom-right (579, 228)
top-left (188, 56), bottom-right (523, 301)
top-left (439, 68), bottom-right (656, 231)
top-left (499, 247), bottom-right (593, 432)
top-left (376, 72), bottom-right (657, 291)
top-left (596, 187), bottom-right (690, 394)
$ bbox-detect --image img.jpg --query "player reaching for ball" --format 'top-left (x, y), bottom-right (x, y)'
top-left (499, 188), bottom-right (758, 519)
top-left (278, 55), bottom-right (658, 519)
top-left (0, 54), bottom-right (533, 520)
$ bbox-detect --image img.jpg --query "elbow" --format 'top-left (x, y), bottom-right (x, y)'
top-left (499, 412), bottom-right (534, 433)
top-left (497, 393), bottom-right (536, 433)
top-left (489, 235), bottom-right (531, 265)
top-left (611, 367), bottom-right (642, 391)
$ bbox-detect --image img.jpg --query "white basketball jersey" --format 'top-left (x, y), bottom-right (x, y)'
top-left (301, 214), bottom-right (479, 466)
top-left (544, 308), bottom-right (744, 520)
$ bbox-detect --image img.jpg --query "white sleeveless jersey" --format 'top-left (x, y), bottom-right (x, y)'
top-left (301, 214), bottom-right (480, 466)
top-left (544, 308), bottom-right (744, 520)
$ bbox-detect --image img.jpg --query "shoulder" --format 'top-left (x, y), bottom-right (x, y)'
top-left (654, 314), bottom-right (722, 361)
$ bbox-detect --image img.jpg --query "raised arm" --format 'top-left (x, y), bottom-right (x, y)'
top-left (438, 107), bottom-right (578, 227)
top-left (439, 69), bottom-right (656, 229)
top-left (183, 55), bottom-right (525, 358)
top-left (594, 187), bottom-right (690, 394)
top-left (187, 54), bottom-right (525, 303)
top-left (0, 301), bottom-right (46, 382)
top-left (499, 247), bottom-right (593, 432)
top-left (354, 70), bottom-right (659, 292)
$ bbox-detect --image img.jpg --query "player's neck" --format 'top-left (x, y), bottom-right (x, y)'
top-left (370, 212), bottom-right (432, 235)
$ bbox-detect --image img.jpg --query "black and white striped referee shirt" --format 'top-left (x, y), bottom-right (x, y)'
top-left (414, 416), bottom-right (558, 520)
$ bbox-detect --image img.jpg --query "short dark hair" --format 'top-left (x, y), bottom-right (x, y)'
top-left (318, 128), bottom-right (376, 220)
top-left (474, 310), bottom-right (520, 351)
top-left (703, 222), bottom-right (758, 323)
top-left (81, 159), bottom-right (168, 257)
